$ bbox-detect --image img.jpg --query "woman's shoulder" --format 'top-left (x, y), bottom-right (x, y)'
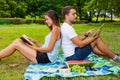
top-left (52, 26), bottom-right (60, 33)
top-left (51, 27), bottom-right (61, 39)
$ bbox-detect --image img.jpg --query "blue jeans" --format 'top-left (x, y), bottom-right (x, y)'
top-left (66, 44), bottom-right (93, 61)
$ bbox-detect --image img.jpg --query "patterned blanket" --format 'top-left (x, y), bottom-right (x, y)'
top-left (24, 52), bottom-right (120, 80)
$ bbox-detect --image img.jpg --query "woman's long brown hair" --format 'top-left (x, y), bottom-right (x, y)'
top-left (45, 10), bottom-right (60, 30)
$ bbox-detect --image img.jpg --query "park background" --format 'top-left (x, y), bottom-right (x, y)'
top-left (0, 0), bottom-right (120, 80)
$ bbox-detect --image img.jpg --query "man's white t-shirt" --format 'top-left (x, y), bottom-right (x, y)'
top-left (61, 22), bottom-right (78, 58)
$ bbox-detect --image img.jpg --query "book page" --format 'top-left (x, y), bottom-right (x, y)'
top-left (20, 34), bottom-right (33, 45)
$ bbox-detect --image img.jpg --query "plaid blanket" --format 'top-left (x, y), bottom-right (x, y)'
top-left (24, 52), bottom-right (120, 80)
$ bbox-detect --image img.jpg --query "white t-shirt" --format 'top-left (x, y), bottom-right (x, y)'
top-left (61, 22), bottom-right (78, 57)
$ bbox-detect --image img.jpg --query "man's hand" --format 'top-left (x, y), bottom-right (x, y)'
top-left (84, 29), bottom-right (94, 37)
top-left (93, 29), bottom-right (101, 39)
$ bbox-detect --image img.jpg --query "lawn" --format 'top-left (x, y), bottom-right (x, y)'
top-left (0, 22), bottom-right (120, 80)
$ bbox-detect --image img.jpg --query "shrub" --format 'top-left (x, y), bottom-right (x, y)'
top-left (25, 15), bottom-right (35, 24)
top-left (34, 19), bottom-right (45, 24)
top-left (25, 20), bottom-right (33, 24)
top-left (0, 20), bottom-right (10, 24)
top-left (10, 18), bottom-right (26, 24)
top-left (0, 18), bottom-right (26, 24)
top-left (25, 15), bottom-right (45, 24)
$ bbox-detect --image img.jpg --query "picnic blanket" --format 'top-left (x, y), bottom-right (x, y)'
top-left (24, 52), bottom-right (120, 80)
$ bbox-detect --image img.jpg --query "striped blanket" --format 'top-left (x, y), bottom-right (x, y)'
top-left (24, 52), bottom-right (120, 80)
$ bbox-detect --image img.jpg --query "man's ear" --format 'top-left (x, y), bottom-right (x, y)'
top-left (65, 14), bottom-right (68, 19)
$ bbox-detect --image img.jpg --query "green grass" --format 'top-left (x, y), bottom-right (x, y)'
top-left (0, 22), bottom-right (120, 80)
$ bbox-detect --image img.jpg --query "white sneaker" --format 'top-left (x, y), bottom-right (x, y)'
top-left (113, 56), bottom-right (120, 63)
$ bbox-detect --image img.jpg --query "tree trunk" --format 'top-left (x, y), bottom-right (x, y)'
top-left (89, 11), bottom-right (92, 22)
top-left (110, 10), bottom-right (113, 22)
top-left (103, 10), bottom-right (106, 22)
top-left (96, 10), bottom-right (101, 22)
top-left (76, 0), bottom-right (81, 20)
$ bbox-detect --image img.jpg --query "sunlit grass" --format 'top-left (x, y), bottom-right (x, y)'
top-left (92, 17), bottom-right (120, 21)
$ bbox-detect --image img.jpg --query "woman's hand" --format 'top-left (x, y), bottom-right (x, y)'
top-left (28, 38), bottom-right (42, 47)
top-left (28, 38), bottom-right (36, 43)
top-left (27, 44), bottom-right (38, 50)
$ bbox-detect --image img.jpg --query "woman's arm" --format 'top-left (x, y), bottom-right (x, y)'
top-left (28, 27), bottom-right (60, 53)
top-left (28, 38), bottom-right (42, 47)
top-left (33, 40), bottom-right (42, 47)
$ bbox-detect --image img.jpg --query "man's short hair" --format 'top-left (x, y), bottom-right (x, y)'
top-left (62, 6), bottom-right (75, 19)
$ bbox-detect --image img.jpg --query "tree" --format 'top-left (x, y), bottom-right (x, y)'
top-left (87, 0), bottom-right (103, 22)
top-left (111, 0), bottom-right (120, 17)
top-left (7, 0), bottom-right (17, 17)
top-left (76, 0), bottom-right (90, 20)
top-left (0, 0), bottom-right (10, 17)
top-left (0, 0), bottom-right (119, 19)
top-left (14, 2), bottom-right (27, 18)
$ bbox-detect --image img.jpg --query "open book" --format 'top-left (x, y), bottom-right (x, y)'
top-left (20, 34), bottom-right (33, 45)
top-left (93, 24), bottom-right (104, 37)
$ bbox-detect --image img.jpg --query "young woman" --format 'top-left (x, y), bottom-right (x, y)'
top-left (0, 10), bottom-right (61, 64)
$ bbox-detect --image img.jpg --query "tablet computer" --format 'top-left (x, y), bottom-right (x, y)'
top-left (93, 24), bottom-right (104, 37)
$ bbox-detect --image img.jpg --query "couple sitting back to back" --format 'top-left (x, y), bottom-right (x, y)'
top-left (0, 6), bottom-right (120, 64)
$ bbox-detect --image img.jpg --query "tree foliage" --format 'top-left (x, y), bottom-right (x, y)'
top-left (0, 0), bottom-right (119, 20)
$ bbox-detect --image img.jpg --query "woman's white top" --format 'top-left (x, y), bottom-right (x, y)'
top-left (42, 32), bottom-right (61, 63)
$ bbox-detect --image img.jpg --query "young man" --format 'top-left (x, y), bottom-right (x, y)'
top-left (61, 6), bottom-right (120, 62)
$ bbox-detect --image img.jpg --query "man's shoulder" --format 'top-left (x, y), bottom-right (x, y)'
top-left (61, 23), bottom-right (72, 29)
top-left (62, 23), bottom-right (67, 27)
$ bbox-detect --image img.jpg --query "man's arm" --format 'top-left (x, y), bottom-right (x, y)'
top-left (79, 29), bottom-right (93, 40)
top-left (79, 34), bottom-right (88, 40)
top-left (71, 35), bottom-right (97, 48)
